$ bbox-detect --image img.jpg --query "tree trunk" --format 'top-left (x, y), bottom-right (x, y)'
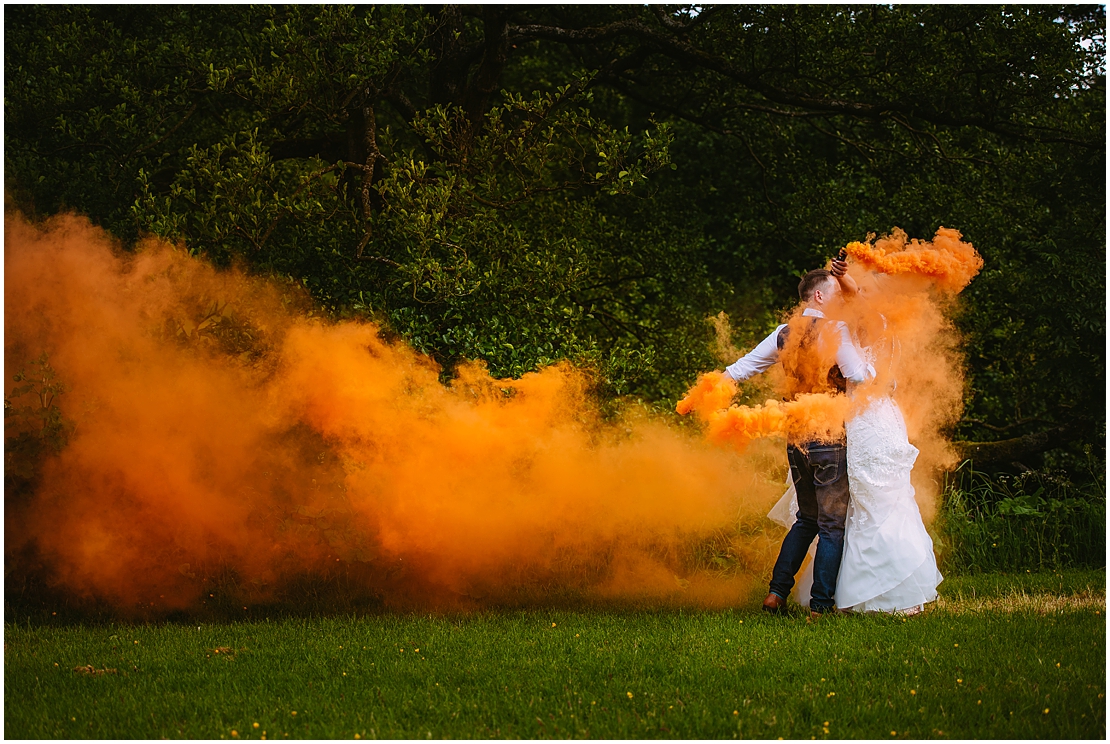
top-left (953, 422), bottom-right (1089, 468)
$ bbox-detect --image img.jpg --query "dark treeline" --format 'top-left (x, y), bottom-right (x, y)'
top-left (5, 5), bottom-right (1105, 476)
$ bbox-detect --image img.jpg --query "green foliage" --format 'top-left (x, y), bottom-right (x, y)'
top-left (4, 5), bottom-right (1105, 457)
top-left (133, 75), bottom-right (705, 392)
top-left (134, 131), bottom-right (339, 258)
top-left (938, 464), bottom-right (1106, 574)
top-left (622, 7), bottom-right (1106, 461)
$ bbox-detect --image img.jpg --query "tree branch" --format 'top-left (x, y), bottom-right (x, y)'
top-left (651, 5), bottom-right (693, 33)
top-left (130, 103), bottom-right (198, 158)
top-left (355, 98), bottom-right (387, 258)
top-left (953, 421), bottom-right (1090, 467)
top-left (513, 12), bottom-right (1103, 149)
top-left (463, 5), bottom-right (512, 140)
top-left (384, 87), bottom-right (418, 122)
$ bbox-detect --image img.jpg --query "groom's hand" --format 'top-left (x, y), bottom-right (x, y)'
top-left (830, 250), bottom-right (858, 296)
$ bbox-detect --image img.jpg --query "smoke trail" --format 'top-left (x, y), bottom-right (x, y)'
top-left (706, 399), bottom-right (788, 450)
top-left (678, 386), bottom-right (854, 453)
top-left (5, 213), bottom-right (789, 614)
top-left (844, 226), bottom-right (983, 293)
top-left (677, 227), bottom-right (983, 520)
top-left (709, 311), bottom-right (742, 367)
top-left (675, 371), bottom-right (737, 421)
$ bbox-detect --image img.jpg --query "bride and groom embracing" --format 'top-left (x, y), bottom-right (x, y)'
top-left (724, 256), bottom-right (942, 617)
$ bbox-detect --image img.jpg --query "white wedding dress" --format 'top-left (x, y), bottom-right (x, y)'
top-left (767, 395), bottom-right (942, 613)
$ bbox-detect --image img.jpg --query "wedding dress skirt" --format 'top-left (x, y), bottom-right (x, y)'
top-left (767, 397), bottom-right (942, 612)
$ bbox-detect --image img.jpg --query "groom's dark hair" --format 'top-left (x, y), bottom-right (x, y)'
top-left (798, 269), bottom-right (833, 301)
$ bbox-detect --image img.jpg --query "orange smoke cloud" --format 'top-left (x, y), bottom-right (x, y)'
top-left (707, 399), bottom-right (787, 449)
top-left (5, 213), bottom-right (787, 614)
top-left (837, 228), bottom-right (981, 509)
top-left (844, 226), bottom-right (984, 293)
top-left (675, 370), bottom-right (737, 421)
top-left (678, 381), bottom-right (852, 453)
top-left (678, 227), bottom-right (982, 520)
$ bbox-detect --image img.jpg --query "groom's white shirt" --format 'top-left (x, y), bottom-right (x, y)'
top-left (724, 308), bottom-right (875, 384)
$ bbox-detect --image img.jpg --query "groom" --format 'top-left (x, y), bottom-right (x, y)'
top-left (723, 258), bottom-right (871, 616)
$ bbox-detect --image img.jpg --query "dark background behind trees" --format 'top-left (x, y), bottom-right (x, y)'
top-left (6, 5), bottom-right (1105, 477)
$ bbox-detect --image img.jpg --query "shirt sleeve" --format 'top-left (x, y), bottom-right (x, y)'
top-left (833, 322), bottom-right (875, 384)
top-left (724, 325), bottom-right (786, 382)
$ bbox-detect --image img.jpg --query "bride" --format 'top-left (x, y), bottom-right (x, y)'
top-left (768, 280), bottom-right (942, 614)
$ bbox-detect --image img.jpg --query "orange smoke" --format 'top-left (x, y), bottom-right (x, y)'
top-left (838, 228), bottom-right (981, 513)
top-left (707, 400), bottom-right (787, 451)
top-left (678, 227), bottom-right (982, 520)
top-left (5, 213), bottom-right (788, 614)
top-left (677, 379), bottom-right (852, 452)
top-left (844, 226), bottom-right (984, 293)
top-left (675, 370), bottom-right (737, 421)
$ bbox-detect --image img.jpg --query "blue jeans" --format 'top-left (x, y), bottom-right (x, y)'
top-left (768, 442), bottom-right (849, 613)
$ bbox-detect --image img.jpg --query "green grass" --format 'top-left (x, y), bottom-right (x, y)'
top-left (5, 570), bottom-right (1104, 739)
top-left (938, 569), bottom-right (1106, 601)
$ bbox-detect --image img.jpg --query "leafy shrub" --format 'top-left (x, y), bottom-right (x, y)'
top-left (938, 463), bottom-right (1105, 574)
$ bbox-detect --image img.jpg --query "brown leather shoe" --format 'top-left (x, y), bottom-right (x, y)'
top-left (762, 592), bottom-right (787, 614)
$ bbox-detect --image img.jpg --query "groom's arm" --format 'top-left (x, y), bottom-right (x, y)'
top-left (830, 255), bottom-right (859, 297)
top-left (724, 324), bottom-right (787, 382)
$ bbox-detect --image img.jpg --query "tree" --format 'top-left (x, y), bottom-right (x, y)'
top-left (504, 4), bottom-right (1105, 468)
top-left (5, 5), bottom-right (1104, 469)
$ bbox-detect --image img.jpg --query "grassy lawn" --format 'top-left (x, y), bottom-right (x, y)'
top-left (5, 569), bottom-right (1104, 739)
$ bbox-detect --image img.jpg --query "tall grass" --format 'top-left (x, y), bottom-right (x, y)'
top-left (938, 463), bottom-right (1105, 574)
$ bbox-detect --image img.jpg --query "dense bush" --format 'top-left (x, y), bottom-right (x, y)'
top-left (937, 463), bottom-right (1106, 574)
top-left (5, 6), bottom-right (1104, 457)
